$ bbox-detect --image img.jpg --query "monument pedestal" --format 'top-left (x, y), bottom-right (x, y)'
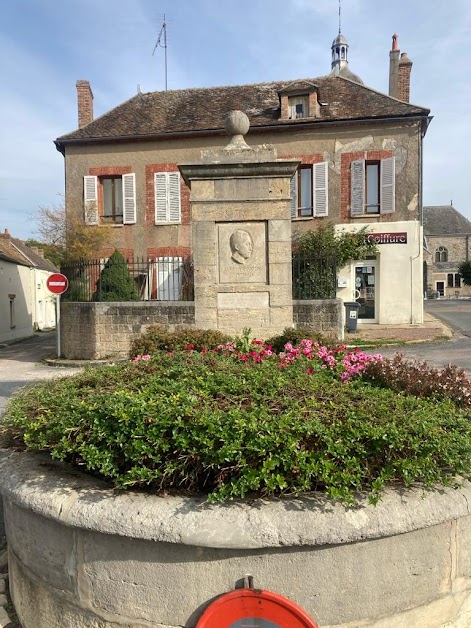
top-left (179, 112), bottom-right (300, 338)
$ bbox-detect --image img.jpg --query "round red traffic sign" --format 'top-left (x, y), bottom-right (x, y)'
top-left (196, 588), bottom-right (318, 628)
top-left (46, 273), bottom-right (69, 295)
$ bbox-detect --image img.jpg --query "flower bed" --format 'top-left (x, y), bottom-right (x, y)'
top-left (3, 334), bottom-right (471, 505)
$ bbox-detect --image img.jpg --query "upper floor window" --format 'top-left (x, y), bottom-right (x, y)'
top-left (351, 157), bottom-right (395, 216)
top-left (154, 172), bottom-right (181, 224)
top-left (435, 246), bottom-right (448, 262)
top-left (290, 162), bottom-right (328, 219)
top-left (288, 95), bottom-right (309, 119)
top-left (102, 176), bottom-right (123, 223)
top-left (84, 174), bottom-right (136, 225)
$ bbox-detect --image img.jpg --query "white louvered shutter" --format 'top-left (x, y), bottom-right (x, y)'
top-left (380, 157), bottom-right (395, 214)
top-left (84, 176), bottom-right (98, 225)
top-left (155, 173), bottom-right (168, 223)
top-left (290, 174), bottom-right (297, 219)
top-left (122, 173), bottom-right (136, 224)
top-left (168, 172), bottom-right (181, 223)
top-left (350, 160), bottom-right (365, 216)
top-left (313, 162), bottom-right (328, 217)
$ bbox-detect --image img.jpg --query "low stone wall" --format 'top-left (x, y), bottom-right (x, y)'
top-left (294, 299), bottom-right (344, 340)
top-left (61, 300), bottom-right (343, 360)
top-left (60, 301), bottom-right (195, 360)
top-left (1, 451), bottom-right (471, 628)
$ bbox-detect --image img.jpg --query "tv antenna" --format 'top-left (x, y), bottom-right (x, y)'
top-left (152, 15), bottom-right (168, 91)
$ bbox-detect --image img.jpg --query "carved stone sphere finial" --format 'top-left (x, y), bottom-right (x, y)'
top-left (225, 110), bottom-right (250, 138)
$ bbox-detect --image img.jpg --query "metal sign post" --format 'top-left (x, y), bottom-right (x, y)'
top-left (46, 273), bottom-right (69, 359)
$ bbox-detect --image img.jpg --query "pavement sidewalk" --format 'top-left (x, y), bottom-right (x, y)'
top-left (348, 312), bottom-right (453, 345)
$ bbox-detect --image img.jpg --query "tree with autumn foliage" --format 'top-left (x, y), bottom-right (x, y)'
top-left (33, 199), bottom-right (111, 264)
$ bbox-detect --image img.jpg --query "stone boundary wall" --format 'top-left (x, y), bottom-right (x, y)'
top-left (60, 301), bottom-right (195, 360)
top-left (60, 301), bottom-right (343, 360)
top-left (1, 451), bottom-right (471, 628)
top-left (294, 299), bottom-right (344, 340)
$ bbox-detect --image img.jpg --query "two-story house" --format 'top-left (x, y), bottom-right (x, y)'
top-left (55, 32), bottom-right (431, 326)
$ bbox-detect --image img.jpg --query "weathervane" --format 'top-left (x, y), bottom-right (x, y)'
top-left (339, 0), bottom-right (342, 34)
top-left (152, 15), bottom-right (168, 91)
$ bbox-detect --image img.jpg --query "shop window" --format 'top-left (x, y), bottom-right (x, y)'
top-left (290, 163), bottom-right (328, 219)
top-left (435, 246), bottom-right (448, 262)
top-left (455, 273), bottom-right (461, 288)
top-left (447, 273), bottom-right (454, 288)
top-left (351, 157), bottom-right (395, 216)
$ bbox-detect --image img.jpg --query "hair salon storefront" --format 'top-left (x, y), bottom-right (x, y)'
top-left (336, 221), bottom-right (423, 325)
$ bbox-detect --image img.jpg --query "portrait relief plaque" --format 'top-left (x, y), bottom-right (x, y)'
top-left (218, 222), bottom-right (267, 284)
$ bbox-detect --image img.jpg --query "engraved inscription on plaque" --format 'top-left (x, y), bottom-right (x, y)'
top-left (218, 222), bottom-right (267, 284)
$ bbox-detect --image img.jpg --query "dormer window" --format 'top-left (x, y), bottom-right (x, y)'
top-left (288, 95), bottom-right (309, 119)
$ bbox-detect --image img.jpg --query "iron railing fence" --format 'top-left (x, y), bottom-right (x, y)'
top-left (61, 256), bottom-right (194, 302)
top-left (292, 252), bottom-right (337, 300)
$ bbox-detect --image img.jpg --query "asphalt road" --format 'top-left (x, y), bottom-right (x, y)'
top-left (379, 299), bottom-right (471, 375)
top-left (425, 299), bottom-right (471, 337)
top-left (0, 332), bottom-right (81, 417)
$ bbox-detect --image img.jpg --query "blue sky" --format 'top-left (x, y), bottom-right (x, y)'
top-left (1, 0), bottom-right (471, 240)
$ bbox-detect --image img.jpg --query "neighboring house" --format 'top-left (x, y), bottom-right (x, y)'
top-left (423, 205), bottom-right (471, 298)
top-left (0, 229), bottom-right (58, 343)
top-left (55, 32), bottom-right (431, 325)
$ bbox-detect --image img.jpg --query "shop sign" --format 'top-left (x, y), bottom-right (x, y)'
top-left (366, 232), bottom-right (407, 244)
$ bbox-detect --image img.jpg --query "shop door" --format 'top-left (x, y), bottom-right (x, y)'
top-left (354, 263), bottom-right (377, 322)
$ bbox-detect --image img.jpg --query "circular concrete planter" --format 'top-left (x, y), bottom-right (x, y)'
top-left (1, 450), bottom-right (471, 628)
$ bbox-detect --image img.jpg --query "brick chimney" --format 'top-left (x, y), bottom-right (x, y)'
top-left (76, 80), bottom-right (94, 128)
top-left (398, 52), bottom-right (413, 103)
top-left (388, 34), bottom-right (400, 99)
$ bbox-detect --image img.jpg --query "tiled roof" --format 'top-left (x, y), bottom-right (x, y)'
top-left (56, 75), bottom-right (430, 146)
top-left (0, 232), bottom-right (58, 272)
top-left (423, 206), bottom-right (471, 236)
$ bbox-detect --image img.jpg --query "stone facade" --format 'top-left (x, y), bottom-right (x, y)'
top-left (423, 206), bottom-right (471, 298)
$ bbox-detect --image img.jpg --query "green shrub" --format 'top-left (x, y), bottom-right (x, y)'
top-left (92, 250), bottom-right (139, 302)
top-left (265, 327), bottom-right (336, 354)
top-left (129, 325), bottom-right (233, 357)
top-left (4, 351), bottom-right (471, 505)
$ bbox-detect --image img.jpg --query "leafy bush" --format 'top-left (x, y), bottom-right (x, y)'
top-left (265, 327), bottom-right (336, 354)
top-left (458, 260), bottom-right (471, 286)
top-left (362, 354), bottom-right (471, 408)
top-left (3, 347), bottom-right (471, 505)
top-left (130, 325), bottom-right (233, 357)
top-left (92, 250), bottom-right (139, 302)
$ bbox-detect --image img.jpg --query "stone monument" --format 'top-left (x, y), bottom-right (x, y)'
top-left (179, 111), bottom-right (300, 338)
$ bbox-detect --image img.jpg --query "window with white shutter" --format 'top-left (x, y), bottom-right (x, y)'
top-left (291, 162), bottom-right (329, 219)
top-left (313, 162), bottom-right (328, 217)
top-left (122, 173), bottom-right (137, 224)
top-left (84, 176), bottom-right (98, 225)
top-left (154, 172), bottom-right (181, 224)
top-left (350, 157), bottom-right (395, 216)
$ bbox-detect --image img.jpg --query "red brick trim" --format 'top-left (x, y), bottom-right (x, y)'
top-left (280, 153), bottom-right (325, 165)
top-left (147, 247), bottom-right (191, 260)
top-left (145, 164), bottom-right (190, 226)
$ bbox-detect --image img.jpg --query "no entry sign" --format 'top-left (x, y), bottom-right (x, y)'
top-left (46, 273), bottom-right (68, 295)
top-left (196, 588), bottom-right (318, 628)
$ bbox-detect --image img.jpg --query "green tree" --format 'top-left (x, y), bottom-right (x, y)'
top-left (292, 223), bottom-right (378, 299)
top-left (295, 223), bottom-right (378, 267)
top-left (25, 239), bottom-right (64, 267)
top-left (92, 250), bottom-right (140, 302)
top-left (458, 260), bottom-right (471, 286)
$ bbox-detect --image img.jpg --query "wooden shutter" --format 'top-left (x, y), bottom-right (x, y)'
top-left (313, 161), bottom-right (328, 217)
top-left (380, 156), bottom-right (395, 214)
top-left (84, 176), bottom-right (98, 224)
top-left (350, 160), bottom-right (365, 216)
top-left (154, 172), bottom-right (181, 223)
top-left (154, 173), bottom-right (168, 223)
top-left (122, 173), bottom-right (136, 224)
top-left (290, 174), bottom-right (297, 219)
top-left (168, 172), bottom-right (181, 223)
